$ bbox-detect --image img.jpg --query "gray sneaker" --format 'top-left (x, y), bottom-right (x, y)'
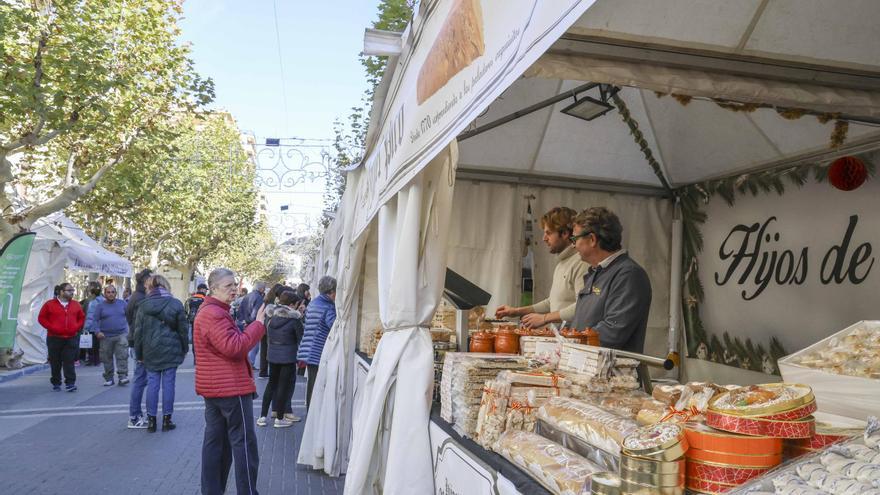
top-left (273, 418), bottom-right (294, 428)
top-left (128, 417), bottom-right (149, 429)
top-left (118, 378), bottom-right (129, 386)
top-left (283, 413), bottom-right (302, 422)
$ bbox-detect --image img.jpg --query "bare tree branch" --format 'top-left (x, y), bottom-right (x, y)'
top-left (63, 151), bottom-right (77, 187)
top-left (14, 132), bottom-right (139, 229)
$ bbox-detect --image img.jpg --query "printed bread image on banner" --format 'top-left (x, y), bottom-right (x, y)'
top-left (417, 0), bottom-right (485, 104)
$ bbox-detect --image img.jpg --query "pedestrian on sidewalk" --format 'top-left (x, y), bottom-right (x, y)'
top-left (185, 283), bottom-right (208, 365)
top-left (195, 268), bottom-right (265, 495)
top-left (237, 281), bottom-right (265, 374)
top-left (133, 274), bottom-right (188, 433)
top-left (297, 275), bottom-right (336, 410)
top-left (257, 290), bottom-right (304, 428)
top-left (127, 268), bottom-right (153, 429)
top-left (258, 283), bottom-right (288, 378)
top-left (38, 282), bottom-right (86, 392)
top-left (93, 285), bottom-right (130, 386)
top-left (79, 281), bottom-right (103, 366)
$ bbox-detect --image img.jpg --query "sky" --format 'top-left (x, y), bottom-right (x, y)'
top-left (179, 0), bottom-right (381, 241)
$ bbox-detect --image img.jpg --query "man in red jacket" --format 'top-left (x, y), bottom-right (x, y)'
top-left (38, 282), bottom-right (86, 392)
top-left (194, 268), bottom-right (265, 495)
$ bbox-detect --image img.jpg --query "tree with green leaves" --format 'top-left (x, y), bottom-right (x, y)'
top-left (300, 0), bottom-right (414, 279)
top-left (0, 0), bottom-right (212, 242)
top-left (205, 220), bottom-right (284, 283)
top-left (71, 112), bottom-right (260, 287)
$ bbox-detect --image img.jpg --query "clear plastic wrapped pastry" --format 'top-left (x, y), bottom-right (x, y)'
top-left (495, 429), bottom-right (604, 495)
top-left (537, 397), bottom-right (640, 456)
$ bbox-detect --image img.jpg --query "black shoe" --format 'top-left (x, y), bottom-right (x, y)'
top-left (147, 415), bottom-right (157, 433)
top-left (162, 414), bottom-right (176, 432)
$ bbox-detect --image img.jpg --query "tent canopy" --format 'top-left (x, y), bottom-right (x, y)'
top-left (32, 213), bottom-right (132, 278)
top-left (458, 80), bottom-right (880, 190)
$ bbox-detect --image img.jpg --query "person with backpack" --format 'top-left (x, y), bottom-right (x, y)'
top-left (256, 290), bottom-right (304, 428)
top-left (133, 275), bottom-right (188, 433)
top-left (185, 283), bottom-right (208, 363)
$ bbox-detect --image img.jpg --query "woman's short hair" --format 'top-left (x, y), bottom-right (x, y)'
top-left (208, 268), bottom-right (236, 290)
top-left (278, 290), bottom-right (301, 307)
top-left (148, 274), bottom-right (171, 291)
top-left (540, 207), bottom-right (578, 235)
top-left (317, 276), bottom-right (337, 295)
top-left (574, 207), bottom-right (623, 252)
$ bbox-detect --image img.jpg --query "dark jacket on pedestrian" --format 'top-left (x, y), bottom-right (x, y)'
top-left (266, 305), bottom-right (303, 364)
top-left (133, 288), bottom-right (188, 372)
top-left (296, 293), bottom-right (336, 366)
top-left (236, 289), bottom-right (263, 325)
top-left (185, 293), bottom-right (206, 323)
top-left (38, 298), bottom-right (86, 339)
top-left (125, 283), bottom-right (148, 326)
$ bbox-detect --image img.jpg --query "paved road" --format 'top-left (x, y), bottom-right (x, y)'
top-left (0, 355), bottom-right (343, 495)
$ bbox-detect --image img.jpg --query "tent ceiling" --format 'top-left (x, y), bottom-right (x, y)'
top-left (457, 1), bottom-right (880, 189)
top-left (568, 0), bottom-right (880, 73)
top-left (458, 79), bottom-right (880, 187)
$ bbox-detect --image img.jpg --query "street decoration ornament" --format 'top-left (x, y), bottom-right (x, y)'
top-left (828, 156), bottom-right (868, 191)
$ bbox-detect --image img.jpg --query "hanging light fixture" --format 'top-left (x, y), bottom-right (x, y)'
top-left (560, 85), bottom-right (616, 122)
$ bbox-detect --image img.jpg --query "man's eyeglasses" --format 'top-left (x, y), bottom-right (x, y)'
top-left (569, 231), bottom-right (592, 245)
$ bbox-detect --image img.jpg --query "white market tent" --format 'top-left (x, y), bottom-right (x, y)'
top-left (16, 212), bottom-right (132, 364)
top-left (299, 1), bottom-right (880, 493)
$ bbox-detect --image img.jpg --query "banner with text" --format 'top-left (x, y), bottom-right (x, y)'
top-left (352, 0), bottom-right (596, 238)
top-left (0, 233), bottom-right (36, 348)
top-left (696, 179), bottom-right (880, 372)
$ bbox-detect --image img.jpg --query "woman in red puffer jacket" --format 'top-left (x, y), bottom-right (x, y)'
top-left (193, 268), bottom-right (265, 495)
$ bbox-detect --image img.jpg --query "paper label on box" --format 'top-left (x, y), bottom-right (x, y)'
top-left (534, 341), bottom-right (558, 356)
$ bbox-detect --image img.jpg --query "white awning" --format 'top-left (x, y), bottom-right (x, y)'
top-left (32, 213), bottom-right (133, 277)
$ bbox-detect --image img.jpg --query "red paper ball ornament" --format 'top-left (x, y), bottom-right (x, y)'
top-left (828, 156), bottom-right (868, 191)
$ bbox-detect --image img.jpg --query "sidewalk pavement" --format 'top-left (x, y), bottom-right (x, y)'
top-left (0, 362), bottom-right (50, 384)
top-left (0, 354), bottom-right (343, 495)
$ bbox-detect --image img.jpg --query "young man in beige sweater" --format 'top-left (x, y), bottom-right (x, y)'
top-left (496, 207), bottom-right (589, 328)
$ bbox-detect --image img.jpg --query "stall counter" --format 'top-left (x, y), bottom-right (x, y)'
top-left (355, 351), bottom-right (551, 495)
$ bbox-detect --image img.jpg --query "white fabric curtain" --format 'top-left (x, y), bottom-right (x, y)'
top-left (446, 181), bottom-right (524, 315)
top-left (344, 142), bottom-right (458, 495)
top-left (298, 168), bottom-right (370, 476)
top-left (531, 187), bottom-right (673, 356)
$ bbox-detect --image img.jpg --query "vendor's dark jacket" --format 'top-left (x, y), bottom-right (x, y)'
top-left (133, 292), bottom-right (189, 372)
top-left (572, 253), bottom-right (652, 353)
top-left (266, 305), bottom-right (304, 364)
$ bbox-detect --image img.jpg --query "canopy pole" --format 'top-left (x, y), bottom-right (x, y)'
top-left (666, 201), bottom-right (684, 377)
top-left (458, 83), bottom-right (599, 141)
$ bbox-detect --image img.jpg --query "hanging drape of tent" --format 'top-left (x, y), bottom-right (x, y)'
top-left (300, 0), bottom-right (880, 491)
top-left (15, 213), bottom-right (133, 365)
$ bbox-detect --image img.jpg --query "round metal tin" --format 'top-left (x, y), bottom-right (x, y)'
top-left (619, 479), bottom-right (684, 495)
top-left (708, 383), bottom-right (814, 418)
top-left (620, 454), bottom-right (684, 474)
top-left (590, 471), bottom-right (621, 495)
top-left (619, 467), bottom-right (685, 487)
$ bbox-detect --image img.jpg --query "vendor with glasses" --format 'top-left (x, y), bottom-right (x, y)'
top-left (570, 207), bottom-right (652, 353)
top-left (496, 207), bottom-right (589, 328)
